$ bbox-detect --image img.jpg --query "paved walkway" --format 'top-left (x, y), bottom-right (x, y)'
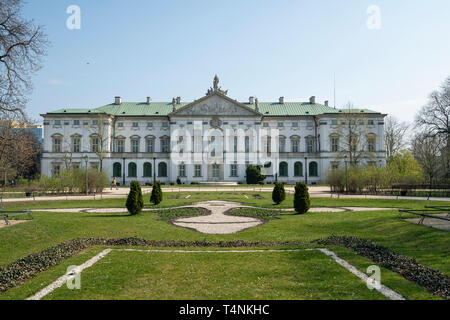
top-left (2, 186), bottom-right (449, 203)
top-left (405, 214), bottom-right (450, 232)
top-left (31, 201), bottom-right (397, 234)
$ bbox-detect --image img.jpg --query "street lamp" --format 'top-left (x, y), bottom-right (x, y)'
top-left (153, 157), bottom-right (156, 184)
top-left (344, 155), bottom-right (348, 194)
top-left (83, 155), bottom-right (89, 195)
top-left (304, 157), bottom-right (308, 185)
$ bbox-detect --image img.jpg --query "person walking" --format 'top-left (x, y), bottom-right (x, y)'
top-left (112, 177), bottom-right (118, 190)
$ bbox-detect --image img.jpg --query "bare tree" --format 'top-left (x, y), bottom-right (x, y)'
top-left (89, 114), bottom-right (110, 172)
top-left (415, 76), bottom-right (450, 179)
top-left (411, 132), bottom-right (442, 186)
top-left (333, 103), bottom-right (378, 165)
top-left (0, 119), bottom-right (40, 187)
top-left (0, 0), bottom-right (48, 119)
top-left (384, 115), bottom-right (409, 161)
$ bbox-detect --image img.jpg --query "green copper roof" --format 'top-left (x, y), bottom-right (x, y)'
top-left (47, 101), bottom-right (381, 117)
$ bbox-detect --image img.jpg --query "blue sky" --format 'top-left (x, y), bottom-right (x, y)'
top-left (23, 0), bottom-right (450, 123)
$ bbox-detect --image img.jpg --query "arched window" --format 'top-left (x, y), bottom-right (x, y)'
top-left (128, 162), bottom-right (137, 177)
top-left (143, 162), bottom-right (152, 177)
top-left (279, 162), bottom-right (288, 177)
top-left (309, 161), bottom-right (318, 177)
top-left (158, 162), bottom-right (167, 177)
top-left (294, 162), bottom-right (303, 177)
top-left (113, 162), bottom-right (122, 177)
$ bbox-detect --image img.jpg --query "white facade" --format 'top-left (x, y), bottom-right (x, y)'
top-left (41, 79), bottom-right (386, 185)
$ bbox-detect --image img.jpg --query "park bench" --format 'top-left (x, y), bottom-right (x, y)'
top-left (0, 210), bottom-right (33, 226)
top-left (398, 206), bottom-right (450, 225)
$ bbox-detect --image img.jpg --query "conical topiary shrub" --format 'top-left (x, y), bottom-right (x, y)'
top-left (272, 182), bottom-right (286, 205)
top-left (150, 181), bottom-right (163, 205)
top-left (294, 182), bottom-right (310, 214)
top-left (126, 181), bottom-right (143, 215)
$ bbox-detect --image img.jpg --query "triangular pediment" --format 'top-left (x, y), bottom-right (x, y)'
top-left (171, 92), bottom-right (261, 117)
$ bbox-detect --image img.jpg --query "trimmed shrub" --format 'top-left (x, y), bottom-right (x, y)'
top-left (294, 182), bottom-right (310, 214)
top-left (246, 165), bottom-right (266, 185)
top-left (272, 182), bottom-right (286, 205)
top-left (126, 181), bottom-right (143, 215)
top-left (150, 181), bottom-right (163, 205)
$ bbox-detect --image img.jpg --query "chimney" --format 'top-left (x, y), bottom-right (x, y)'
top-left (249, 96), bottom-right (255, 104)
top-left (324, 100), bottom-right (329, 106)
top-left (279, 97), bottom-right (284, 104)
top-left (115, 96), bottom-right (122, 105)
top-left (176, 96), bottom-right (181, 105)
top-left (146, 97), bottom-right (152, 105)
top-left (255, 98), bottom-right (259, 112)
top-left (309, 96), bottom-right (316, 104)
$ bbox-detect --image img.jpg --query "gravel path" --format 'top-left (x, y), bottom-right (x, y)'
top-left (29, 203), bottom-right (398, 234)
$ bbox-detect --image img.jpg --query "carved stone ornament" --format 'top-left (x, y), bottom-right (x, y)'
top-left (210, 117), bottom-right (222, 128)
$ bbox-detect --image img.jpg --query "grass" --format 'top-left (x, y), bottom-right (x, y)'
top-left (0, 193), bottom-right (448, 300)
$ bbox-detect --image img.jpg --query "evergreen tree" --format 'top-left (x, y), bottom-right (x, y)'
top-left (126, 181), bottom-right (143, 215)
top-left (294, 182), bottom-right (310, 214)
top-left (272, 182), bottom-right (286, 204)
top-left (246, 165), bottom-right (266, 185)
top-left (150, 181), bottom-right (163, 205)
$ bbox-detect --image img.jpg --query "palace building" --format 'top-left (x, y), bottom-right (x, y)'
top-left (40, 76), bottom-right (387, 185)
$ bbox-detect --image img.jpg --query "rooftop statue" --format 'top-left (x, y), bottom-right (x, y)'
top-left (206, 75), bottom-right (228, 96)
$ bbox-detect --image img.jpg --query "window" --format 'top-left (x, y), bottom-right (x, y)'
top-left (331, 162), bottom-right (339, 169)
top-left (132, 122), bottom-right (139, 128)
top-left (147, 122), bottom-right (153, 128)
top-left (277, 122), bottom-right (284, 128)
top-left (161, 138), bottom-right (169, 153)
top-left (265, 136), bottom-right (271, 154)
top-left (113, 162), bottom-right (122, 177)
top-left (211, 148), bottom-right (216, 157)
top-left (128, 162), bottom-right (137, 177)
top-left (92, 120), bottom-right (99, 125)
top-left (91, 137), bottom-right (99, 153)
top-left (291, 137), bottom-right (299, 153)
top-left (331, 137), bottom-right (339, 152)
top-left (54, 120), bottom-right (61, 126)
top-left (309, 162), bottom-right (318, 177)
top-left (162, 122), bottom-right (169, 128)
top-left (143, 163), bottom-right (152, 177)
top-left (307, 121), bottom-right (313, 128)
top-left (158, 162), bottom-right (167, 177)
top-left (73, 120), bottom-right (80, 126)
top-left (245, 137), bottom-right (250, 153)
top-left (90, 163), bottom-right (99, 171)
top-left (279, 137), bottom-right (286, 153)
top-left (52, 164), bottom-right (61, 176)
top-left (368, 136), bottom-right (376, 152)
top-left (146, 139), bottom-right (154, 153)
top-left (72, 136), bottom-right (81, 153)
top-left (231, 164), bottom-right (237, 177)
top-left (212, 164), bottom-right (220, 178)
top-left (115, 139), bottom-right (124, 153)
top-left (294, 162), bottom-right (303, 177)
top-left (279, 162), bottom-right (288, 177)
top-left (194, 165), bottom-right (202, 177)
top-left (118, 122), bottom-right (124, 128)
top-left (368, 120), bottom-right (375, 125)
top-left (53, 136), bottom-right (62, 152)
top-left (131, 139), bottom-right (139, 153)
top-left (331, 119), bottom-right (338, 125)
top-left (179, 164), bottom-right (186, 177)
top-left (292, 122), bottom-right (299, 128)
top-left (233, 137), bottom-right (238, 152)
top-left (263, 122), bottom-right (269, 127)
top-left (306, 138), bottom-right (315, 153)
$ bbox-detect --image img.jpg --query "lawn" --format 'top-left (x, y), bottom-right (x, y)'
top-left (0, 192), bottom-right (448, 300)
